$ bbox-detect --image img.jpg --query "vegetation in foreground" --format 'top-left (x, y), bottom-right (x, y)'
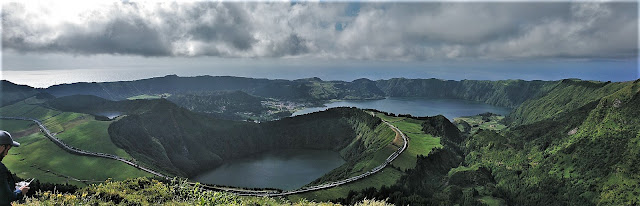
top-left (16, 177), bottom-right (392, 206)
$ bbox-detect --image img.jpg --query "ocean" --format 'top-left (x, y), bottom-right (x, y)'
top-left (2, 57), bottom-right (637, 88)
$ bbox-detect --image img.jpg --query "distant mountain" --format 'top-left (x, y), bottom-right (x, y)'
top-left (375, 78), bottom-right (558, 108)
top-left (41, 75), bottom-right (559, 108)
top-left (44, 95), bottom-right (168, 116)
top-left (166, 90), bottom-right (270, 120)
top-left (44, 75), bottom-right (314, 101)
top-left (0, 80), bottom-right (49, 106)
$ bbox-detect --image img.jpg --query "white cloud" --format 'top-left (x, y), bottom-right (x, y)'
top-left (1, 1), bottom-right (637, 60)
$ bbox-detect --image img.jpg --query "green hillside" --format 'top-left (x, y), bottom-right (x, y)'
top-left (291, 112), bottom-right (455, 202)
top-left (453, 80), bottom-right (640, 205)
top-left (0, 80), bottom-right (47, 106)
top-left (0, 100), bottom-right (152, 186)
top-left (505, 79), bottom-right (628, 125)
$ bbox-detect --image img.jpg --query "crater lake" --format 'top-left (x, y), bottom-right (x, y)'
top-left (193, 149), bottom-right (345, 190)
top-left (293, 97), bottom-right (512, 120)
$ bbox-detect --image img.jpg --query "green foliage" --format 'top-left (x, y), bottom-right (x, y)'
top-left (18, 177), bottom-right (388, 205)
top-left (506, 79), bottom-right (627, 125)
top-left (459, 80), bottom-right (640, 205)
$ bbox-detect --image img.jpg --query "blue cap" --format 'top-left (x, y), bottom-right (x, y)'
top-left (0, 130), bottom-right (20, 147)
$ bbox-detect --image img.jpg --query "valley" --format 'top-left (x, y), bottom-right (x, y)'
top-left (0, 77), bottom-right (638, 205)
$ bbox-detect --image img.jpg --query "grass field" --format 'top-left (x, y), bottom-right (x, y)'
top-left (55, 118), bottom-right (133, 158)
top-left (1, 101), bottom-right (152, 186)
top-left (375, 113), bottom-right (443, 171)
top-left (3, 124), bottom-right (152, 187)
top-left (2, 101), bottom-right (132, 158)
top-left (0, 101), bottom-right (61, 120)
top-left (0, 119), bottom-right (35, 133)
top-left (392, 132), bottom-right (441, 171)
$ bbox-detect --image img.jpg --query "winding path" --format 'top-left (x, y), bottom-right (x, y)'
top-left (0, 114), bottom-right (408, 197)
top-left (0, 116), bottom-right (169, 179)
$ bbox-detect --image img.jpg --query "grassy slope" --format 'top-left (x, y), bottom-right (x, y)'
top-left (374, 116), bottom-right (443, 170)
top-left (4, 131), bottom-right (151, 187)
top-left (291, 113), bottom-right (442, 201)
top-left (342, 124), bottom-right (396, 175)
top-left (0, 100), bottom-right (151, 186)
top-left (54, 118), bottom-right (133, 158)
top-left (461, 80), bottom-right (640, 205)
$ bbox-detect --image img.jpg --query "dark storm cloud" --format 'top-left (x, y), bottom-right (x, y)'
top-left (55, 17), bottom-right (171, 56)
top-left (1, 1), bottom-right (637, 60)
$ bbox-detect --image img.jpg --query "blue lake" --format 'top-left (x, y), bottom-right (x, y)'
top-left (193, 149), bottom-right (345, 190)
top-left (293, 97), bottom-right (512, 120)
top-left (194, 97), bottom-right (510, 190)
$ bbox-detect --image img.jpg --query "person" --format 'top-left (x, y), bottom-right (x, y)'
top-left (0, 130), bottom-right (28, 205)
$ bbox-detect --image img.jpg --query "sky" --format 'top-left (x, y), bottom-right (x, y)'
top-left (1, 1), bottom-right (638, 87)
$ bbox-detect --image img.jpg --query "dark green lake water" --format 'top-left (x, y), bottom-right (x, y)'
top-left (193, 149), bottom-right (345, 190)
top-left (293, 97), bottom-right (511, 120)
top-left (195, 98), bottom-right (510, 190)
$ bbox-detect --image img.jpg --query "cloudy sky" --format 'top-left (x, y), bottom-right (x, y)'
top-left (1, 1), bottom-right (638, 87)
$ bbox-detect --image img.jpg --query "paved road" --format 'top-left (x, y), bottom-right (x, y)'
top-left (0, 116), bottom-right (169, 179)
top-left (1, 114), bottom-right (408, 197)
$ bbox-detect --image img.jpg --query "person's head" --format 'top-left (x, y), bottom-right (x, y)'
top-left (0, 131), bottom-right (20, 161)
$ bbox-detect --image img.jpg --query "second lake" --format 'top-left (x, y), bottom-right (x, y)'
top-left (293, 97), bottom-right (512, 120)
